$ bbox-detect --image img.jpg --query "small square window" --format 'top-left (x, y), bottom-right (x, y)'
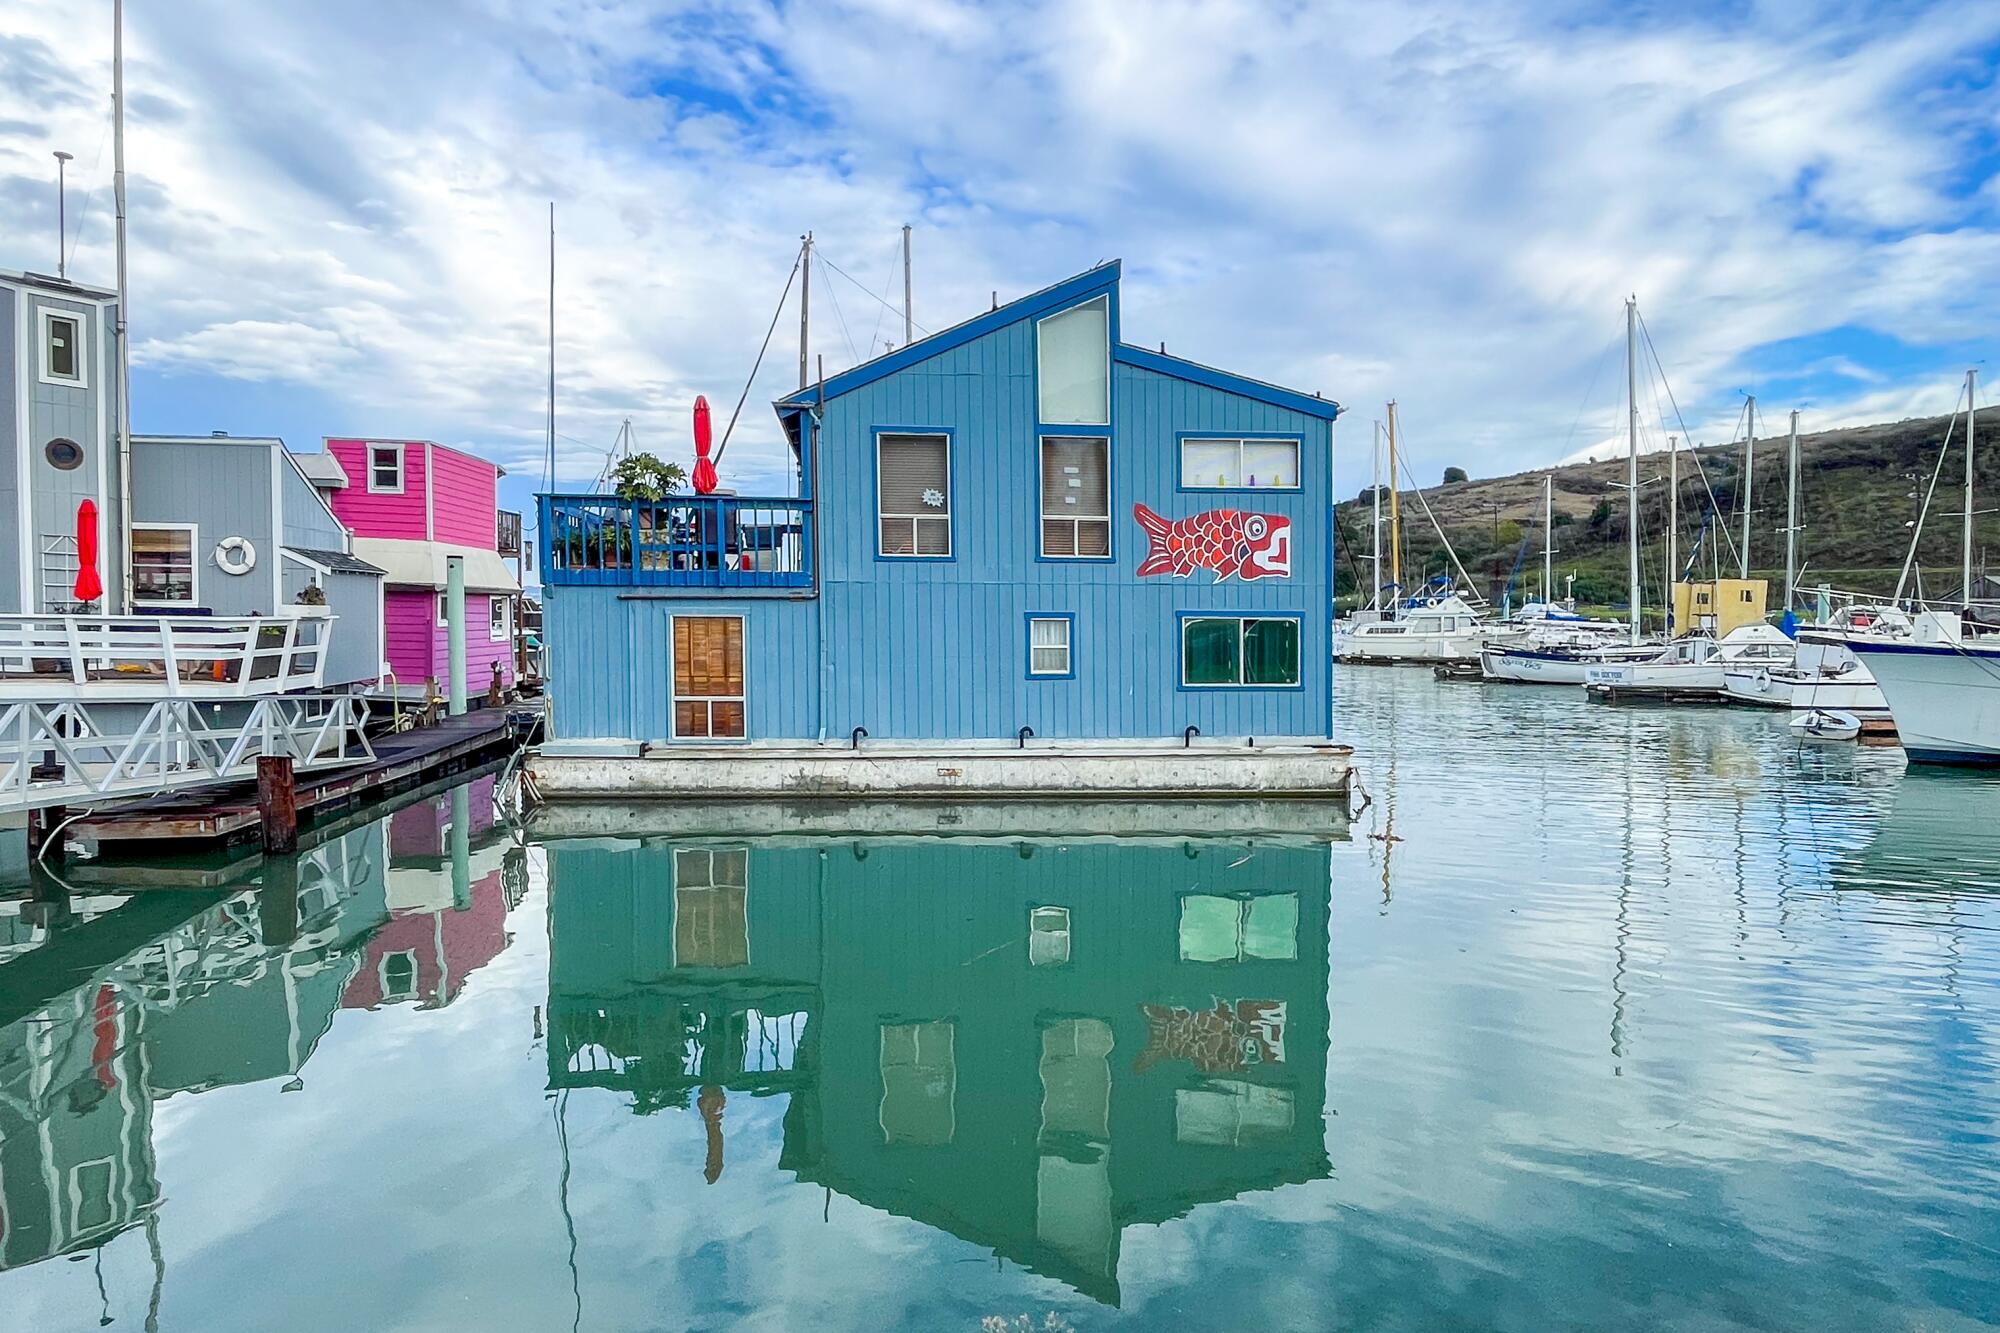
top-left (368, 444), bottom-right (404, 493)
top-left (1028, 616), bottom-right (1072, 678)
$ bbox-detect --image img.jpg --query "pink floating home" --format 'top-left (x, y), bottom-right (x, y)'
top-left (301, 438), bottom-right (523, 701)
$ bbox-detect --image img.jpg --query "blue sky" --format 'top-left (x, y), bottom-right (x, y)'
top-left (3, 0), bottom-right (1998, 524)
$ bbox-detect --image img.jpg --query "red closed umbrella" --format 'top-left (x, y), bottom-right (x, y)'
top-left (74, 498), bottom-right (104, 604)
top-left (692, 394), bottom-right (718, 495)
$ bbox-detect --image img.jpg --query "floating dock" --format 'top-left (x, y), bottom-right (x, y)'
top-left (527, 738), bottom-right (1352, 803)
top-left (63, 710), bottom-right (519, 854)
top-left (1585, 683), bottom-right (1727, 706)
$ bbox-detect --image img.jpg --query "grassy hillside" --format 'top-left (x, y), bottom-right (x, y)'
top-left (1335, 410), bottom-right (2000, 612)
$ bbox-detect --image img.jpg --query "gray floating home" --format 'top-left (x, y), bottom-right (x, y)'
top-left (533, 261), bottom-right (1347, 796)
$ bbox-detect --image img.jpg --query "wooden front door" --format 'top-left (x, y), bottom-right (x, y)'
top-left (673, 615), bottom-right (746, 739)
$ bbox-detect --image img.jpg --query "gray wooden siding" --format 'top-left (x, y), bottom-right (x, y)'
top-left (281, 454), bottom-right (347, 548)
top-left (0, 286), bottom-right (18, 613)
top-left (320, 569), bottom-right (383, 688)
top-left (129, 441), bottom-right (277, 615)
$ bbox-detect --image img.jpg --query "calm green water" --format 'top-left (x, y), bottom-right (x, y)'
top-left (3, 671), bottom-right (1999, 1331)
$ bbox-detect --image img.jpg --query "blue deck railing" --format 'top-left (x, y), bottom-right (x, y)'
top-left (540, 494), bottom-right (814, 590)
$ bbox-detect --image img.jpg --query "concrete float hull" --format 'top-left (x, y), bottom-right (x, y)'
top-left (527, 740), bottom-right (1353, 802)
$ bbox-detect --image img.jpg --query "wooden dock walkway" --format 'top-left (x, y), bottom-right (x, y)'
top-left (67, 710), bottom-right (519, 852)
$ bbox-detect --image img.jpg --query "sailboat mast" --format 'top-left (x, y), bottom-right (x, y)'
top-left (112, 0), bottom-right (134, 611)
top-left (1740, 396), bottom-right (1756, 579)
top-left (1371, 420), bottom-right (1383, 611)
top-left (1966, 368), bottom-right (1978, 609)
top-left (1785, 410), bottom-right (1800, 614)
top-left (1667, 435), bottom-right (1678, 633)
top-left (1626, 297), bottom-right (1640, 645)
top-left (1387, 400), bottom-right (1402, 607)
top-left (1543, 472), bottom-right (1553, 606)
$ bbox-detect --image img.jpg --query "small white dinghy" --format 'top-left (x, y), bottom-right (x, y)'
top-left (1790, 708), bottom-right (1862, 742)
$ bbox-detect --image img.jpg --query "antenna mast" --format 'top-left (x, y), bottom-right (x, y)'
top-left (546, 202), bottom-right (556, 488)
top-left (112, 0), bottom-right (134, 610)
top-left (798, 232), bottom-right (812, 389)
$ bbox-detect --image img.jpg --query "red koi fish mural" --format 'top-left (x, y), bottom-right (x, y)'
top-left (1133, 998), bottom-right (1288, 1075)
top-left (1133, 503), bottom-right (1292, 581)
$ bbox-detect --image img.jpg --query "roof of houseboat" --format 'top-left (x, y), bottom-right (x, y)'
top-left (774, 260), bottom-right (1341, 422)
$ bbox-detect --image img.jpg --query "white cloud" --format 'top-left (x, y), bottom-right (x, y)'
top-left (2, 0), bottom-right (1996, 501)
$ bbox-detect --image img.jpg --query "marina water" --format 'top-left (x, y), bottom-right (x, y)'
top-left (3, 669), bottom-right (1997, 1330)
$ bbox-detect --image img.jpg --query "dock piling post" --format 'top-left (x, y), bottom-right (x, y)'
top-left (447, 555), bottom-right (467, 716)
top-left (27, 803), bottom-right (68, 863)
top-left (257, 754), bottom-right (298, 855)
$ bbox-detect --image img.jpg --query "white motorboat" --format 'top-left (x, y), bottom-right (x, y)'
top-left (1481, 624), bottom-right (1660, 684)
top-left (1336, 595), bottom-right (1491, 664)
top-left (1584, 624), bottom-right (1794, 698)
top-left (1721, 606), bottom-right (1910, 716)
top-left (1845, 612), bottom-right (2000, 764)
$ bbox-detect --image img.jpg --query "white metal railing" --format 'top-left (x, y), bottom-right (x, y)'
top-left (0, 694), bottom-right (373, 814)
top-left (0, 612), bottom-right (332, 700)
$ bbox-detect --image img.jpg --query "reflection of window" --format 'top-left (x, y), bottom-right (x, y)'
top-left (1180, 437), bottom-right (1300, 490)
top-left (379, 950), bottom-right (418, 1001)
top-left (1179, 894), bottom-right (1299, 962)
top-left (1040, 1019), bottom-right (1112, 1138)
top-left (132, 524), bottom-right (197, 605)
top-left (1039, 436), bottom-right (1110, 556)
top-left (1175, 1080), bottom-right (1295, 1145)
top-left (69, 1158), bottom-right (116, 1235)
top-left (672, 615), bottom-right (746, 739)
top-left (877, 433), bottom-right (952, 557)
top-left (1037, 296), bottom-right (1110, 425)
top-left (674, 848), bottom-right (749, 968)
top-left (1183, 616), bottom-right (1300, 687)
top-left (1029, 905), bottom-right (1071, 966)
top-left (879, 1021), bottom-right (955, 1144)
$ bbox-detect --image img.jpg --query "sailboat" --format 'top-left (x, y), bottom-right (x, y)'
top-left (1842, 370), bottom-right (2000, 763)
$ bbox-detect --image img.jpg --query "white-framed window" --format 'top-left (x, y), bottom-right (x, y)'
top-left (39, 309), bottom-right (85, 387)
top-left (1182, 616), bottom-right (1301, 687)
top-left (1180, 437), bottom-right (1301, 490)
top-left (367, 443), bottom-right (404, 493)
top-left (1029, 906), bottom-right (1071, 966)
top-left (436, 592), bottom-right (449, 627)
top-left (672, 614), bottom-right (746, 739)
top-left (489, 595), bottom-right (509, 641)
top-left (131, 523), bottom-right (198, 605)
top-left (379, 950), bottom-right (419, 1002)
top-left (1037, 295), bottom-right (1109, 425)
top-left (1039, 435), bottom-right (1110, 557)
top-left (1027, 616), bottom-right (1073, 678)
top-left (877, 433), bottom-right (952, 557)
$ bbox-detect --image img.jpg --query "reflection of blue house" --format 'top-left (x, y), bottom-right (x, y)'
top-left (540, 262), bottom-right (1341, 748)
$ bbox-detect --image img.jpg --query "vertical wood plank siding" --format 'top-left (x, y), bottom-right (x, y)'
top-left (546, 283), bottom-right (1333, 744)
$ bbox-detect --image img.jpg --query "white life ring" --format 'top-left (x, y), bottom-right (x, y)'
top-left (215, 536), bottom-right (258, 576)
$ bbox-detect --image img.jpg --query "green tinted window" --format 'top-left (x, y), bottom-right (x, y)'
top-left (1243, 619), bottom-right (1300, 685)
top-left (1183, 618), bottom-right (1240, 685)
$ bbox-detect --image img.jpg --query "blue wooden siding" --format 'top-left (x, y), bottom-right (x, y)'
top-left (546, 269), bottom-right (1334, 744)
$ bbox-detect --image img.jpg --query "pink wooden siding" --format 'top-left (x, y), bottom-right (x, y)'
top-left (383, 589), bottom-right (515, 690)
top-left (326, 438), bottom-right (429, 539)
top-left (429, 446), bottom-right (500, 547)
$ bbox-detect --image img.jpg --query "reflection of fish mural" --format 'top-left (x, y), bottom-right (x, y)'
top-left (1134, 998), bottom-right (1287, 1074)
top-left (1133, 504), bottom-right (1292, 581)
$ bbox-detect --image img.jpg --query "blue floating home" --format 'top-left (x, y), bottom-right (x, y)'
top-left (534, 261), bottom-right (1347, 797)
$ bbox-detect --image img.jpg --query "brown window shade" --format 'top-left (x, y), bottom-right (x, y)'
top-left (878, 434), bottom-right (951, 556)
top-left (674, 617), bottom-right (744, 697)
top-left (1040, 436), bottom-right (1109, 558)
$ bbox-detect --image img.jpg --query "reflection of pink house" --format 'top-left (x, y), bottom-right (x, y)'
top-left (305, 438), bottom-right (519, 699)
top-left (388, 773), bottom-right (499, 858)
top-left (342, 867), bottom-right (509, 1010)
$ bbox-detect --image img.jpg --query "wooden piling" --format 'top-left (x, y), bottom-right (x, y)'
top-left (26, 804), bottom-right (67, 863)
top-left (258, 853), bottom-right (299, 948)
top-left (256, 755), bottom-right (298, 855)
